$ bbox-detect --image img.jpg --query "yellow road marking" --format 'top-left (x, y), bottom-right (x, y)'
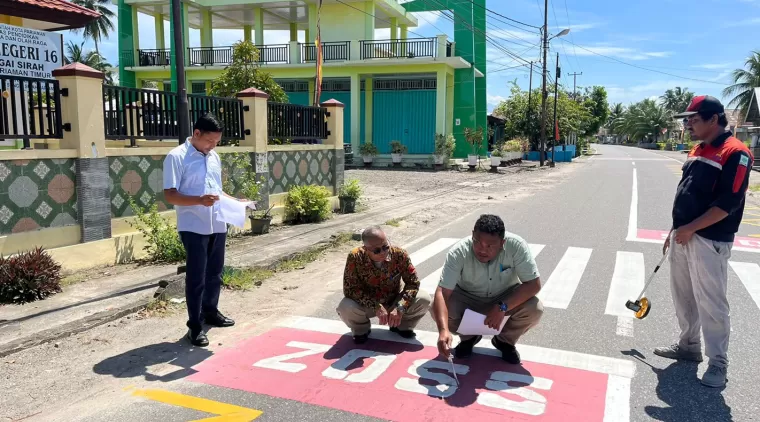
top-left (132, 389), bottom-right (263, 422)
top-left (751, 234), bottom-right (760, 238)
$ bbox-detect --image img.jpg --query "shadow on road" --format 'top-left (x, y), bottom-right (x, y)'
top-left (644, 361), bottom-right (732, 422)
top-left (93, 338), bottom-right (213, 383)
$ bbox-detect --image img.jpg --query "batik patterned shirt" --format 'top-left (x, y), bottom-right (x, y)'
top-left (342, 246), bottom-right (420, 311)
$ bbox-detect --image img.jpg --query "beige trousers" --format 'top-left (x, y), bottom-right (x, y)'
top-left (670, 233), bottom-right (732, 368)
top-left (336, 289), bottom-right (432, 336)
top-left (445, 286), bottom-right (544, 346)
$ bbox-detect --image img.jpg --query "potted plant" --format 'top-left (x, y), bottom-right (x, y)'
top-left (250, 204), bottom-right (274, 235)
top-left (433, 133), bottom-right (455, 166)
top-left (390, 140), bottom-right (407, 165)
top-left (222, 153), bottom-right (268, 234)
top-left (338, 178), bottom-right (362, 213)
top-left (464, 126), bottom-right (485, 167)
top-left (490, 147), bottom-right (503, 167)
top-left (359, 142), bottom-right (378, 166)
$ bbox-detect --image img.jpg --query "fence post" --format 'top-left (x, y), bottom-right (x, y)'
top-left (321, 99), bottom-right (345, 194)
top-left (436, 34), bottom-right (447, 58)
top-left (52, 63), bottom-right (112, 243)
top-left (289, 41), bottom-right (300, 64)
top-left (236, 87), bottom-right (270, 210)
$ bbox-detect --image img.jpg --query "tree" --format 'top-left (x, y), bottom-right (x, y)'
top-left (660, 87), bottom-right (694, 114)
top-left (613, 99), bottom-right (673, 142)
top-left (70, 0), bottom-right (115, 56)
top-left (723, 50), bottom-right (760, 118)
top-left (580, 86), bottom-right (609, 137)
top-left (209, 40), bottom-right (288, 103)
top-left (64, 41), bottom-right (115, 84)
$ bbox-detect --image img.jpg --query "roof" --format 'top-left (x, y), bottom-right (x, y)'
top-left (0, 0), bottom-right (101, 31)
top-left (743, 87), bottom-right (760, 126)
top-left (725, 108), bottom-right (742, 129)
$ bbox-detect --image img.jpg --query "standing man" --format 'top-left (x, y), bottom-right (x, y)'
top-left (163, 113), bottom-right (237, 347)
top-left (338, 226), bottom-right (431, 344)
top-left (432, 214), bottom-right (543, 365)
top-left (656, 95), bottom-right (754, 388)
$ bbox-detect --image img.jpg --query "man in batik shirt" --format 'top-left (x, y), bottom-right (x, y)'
top-left (337, 226), bottom-right (431, 344)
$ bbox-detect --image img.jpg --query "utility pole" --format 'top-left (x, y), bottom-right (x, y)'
top-left (526, 61), bottom-right (533, 134)
top-left (551, 52), bottom-right (560, 167)
top-left (171, 0), bottom-right (190, 144)
top-left (569, 71), bottom-right (582, 99)
top-left (539, 0), bottom-right (549, 167)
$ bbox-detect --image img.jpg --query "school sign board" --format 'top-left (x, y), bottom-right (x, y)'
top-left (0, 23), bottom-right (63, 80)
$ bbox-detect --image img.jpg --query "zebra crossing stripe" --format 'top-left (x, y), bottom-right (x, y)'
top-left (537, 247), bottom-right (593, 309)
top-left (729, 261), bottom-right (760, 311)
top-left (409, 238), bottom-right (459, 266)
top-left (605, 252), bottom-right (645, 318)
top-left (530, 243), bottom-right (545, 259)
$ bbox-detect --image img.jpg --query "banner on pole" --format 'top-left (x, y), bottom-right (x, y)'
top-left (313, 0), bottom-right (323, 106)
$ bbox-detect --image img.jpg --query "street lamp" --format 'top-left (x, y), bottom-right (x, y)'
top-left (539, 22), bottom-right (570, 167)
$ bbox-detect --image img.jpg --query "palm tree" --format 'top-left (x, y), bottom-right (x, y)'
top-left (606, 103), bottom-right (625, 143)
top-left (616, 99), bottom-right (673, 142)
top-left (64, 41), bottom-right (115, 84)
top-left (660, 87), bottom-right (694, 114)
top-left (723, 51), bottom-right (760, 118)
top-left (70, 0), bottom-right (115, 56)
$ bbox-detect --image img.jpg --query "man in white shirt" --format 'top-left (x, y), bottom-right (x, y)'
top-left (163, 113), bottom-right (238, 347)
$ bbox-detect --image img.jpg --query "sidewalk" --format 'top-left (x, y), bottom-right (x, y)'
top-left (0, 189), bottom-right (461, 358)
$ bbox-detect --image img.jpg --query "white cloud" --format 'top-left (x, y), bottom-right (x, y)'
top-left (569, 44), bottom-right (673, 61)
top-left (550, 23), bottom-right (599, 33)
top-left (693, 63), bottom-right (733, 70)
top-left (487, 93), bottom-right (506, 106)
top-left (605, 79), bottom-right (726, 105)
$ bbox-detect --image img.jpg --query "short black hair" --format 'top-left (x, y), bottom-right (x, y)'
top-left (474, 214), bottom-right (505, 238)
top-left (193, 113), bottom-right (224, 133)
top-left (698, 111), bottom-right (729, 128)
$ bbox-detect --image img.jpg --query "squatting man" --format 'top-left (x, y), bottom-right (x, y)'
top-left (337, 215), bottom-right (544, 365)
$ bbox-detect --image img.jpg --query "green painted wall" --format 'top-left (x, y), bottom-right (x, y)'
top-left (117, 0), bottom-right (136, 88)
top-left (372, 90), bottom-right (436, 154)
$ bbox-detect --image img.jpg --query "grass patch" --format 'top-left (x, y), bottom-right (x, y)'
top-left (385, 217), bottom-right (403, 227)
top-left (140, 298), bottom-right (185, 318)
top-left (221, 231), bottom-right (357, 291)
top-left (60, 272), bottom-right (88, 287)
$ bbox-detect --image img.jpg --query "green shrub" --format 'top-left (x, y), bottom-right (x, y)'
top-left (390, 140), bottom-right (407, 154)
top-left (434, 133), bottom-right (455, 159)
top-left (127, 196), bottom-right (186, 263)
top-left (285, 184), bottom-right (332, 224)
top-left (339, 179), bottom-right (362, 200)
top-left (359, 142), bottom-right (379, 157)
top-left (0, 247), bottom-right (62, 304)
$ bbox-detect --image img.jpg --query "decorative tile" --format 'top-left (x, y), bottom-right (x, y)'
top-left (48, 174), bottom-right (75, 204)
top-left (120, 170), bottom-right (142, 195)
top-left (112, 193), bottom-right (125, 209)
top-left (0, 163), bottom-right (10, 182)
top-left (267, 150), bottom-right (336, 194)
top-left (36, 201), bottom-right (52, 219)
top-left (51, 212), bottom-right (76, 227)
top-left (140, 191), bottom-right (152, 206)
top-left (138, 157), bottom-right (151, 173)
top-left (110, 158), bottom-right (123, 175)
top-left (0, 205), bottom-right (12, 224)
top-left (12, 217), bottom-right (39, 233)
top-left (9, 176), bottom-right (39, 207)
top-left (148, 168), bottom-right (163, 193)
top-left (33, 161), bottom-right (50, 179)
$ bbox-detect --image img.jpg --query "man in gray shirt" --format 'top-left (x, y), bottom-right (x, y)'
top-left (431, 214), bottom-right (544, 364)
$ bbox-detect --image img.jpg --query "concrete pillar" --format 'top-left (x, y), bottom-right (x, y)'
top-left (244, 25), bottom-right (252, 42)
top-left (200, 9), bottom-right (213, 47)
top-left (254, 7), bottom-right (264, 44)
top-left (290, 23), bottom-right (298, 42)
top-left (308, 4), bottom-right (317, 42)
top-left (350, 74), bottom-right (360, 163)
top-left (155, 14), bottom-right (165, 50)
top-left (364, 2), bottom-right (375, 39)
top-left (390, 18), bottom-right (398, 40)
top-left (400, 24), bottom-right (408, 56)
top-left (131, 7), bottom-right (140, 59)
top-left (446, 72), bottom-right (454, 134)
top-left (436, 69), bottom-right (446, 135)
top-left (436, 34), bottom-right (447, 58)
top-left (305, 29), bottom-right (311, 43)
top-left (52, 63), bottom-right (111, 243)
top-left (289, 40), bottom-right (300, 64)
top-left (364, 77), bottom-right (373, 144)
top-left (321, 99), bottom-right (345, 194)
top-left (236, 87), bottom-right (270, 209)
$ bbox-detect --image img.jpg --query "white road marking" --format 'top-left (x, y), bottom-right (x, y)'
top-left (604, 375), bottom-right (631, 422)
top-left (530, 243), bottom-right (545, 259)
top-left (615, 317), bottom-right (634, 337)
top-left (591, 158), bottom-right (671, 161)
top-left (277, 316), bottom-right (636, 379)
top-left (537, 247), bottom-right (593, 309)
top-left (632, 161), bottom-right (635, 166)
top-left (626, 169), bottom-right (638, 242)
top-left (605, 252), bottom-right (645, 318)
top-left (729, 261), bottom-right (760, 311)
top-left (409, 238), bottom-right (459, 266)
top-left (419, 267), bottom-right (443, 294)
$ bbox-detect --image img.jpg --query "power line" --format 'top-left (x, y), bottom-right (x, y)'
top-left (562, 0), bottom-right (582, 71)
top-left (559, 38), bottom-right (731, 85)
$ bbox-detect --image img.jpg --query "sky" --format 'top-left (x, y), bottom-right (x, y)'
top-left (62, 0), bottom-right (760, 114)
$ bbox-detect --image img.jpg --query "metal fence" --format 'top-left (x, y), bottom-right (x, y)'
top-left (138, 49), bottom-right (171, 66)
top-left (0, 75), bottom-right (63, 149)
top-left (103, 85), bottom-right (245, 146)
top-left (301, 41), bottom-right (350, 63)
top-left (359, 38), bottom-right (437, 59)
top-left (267, 102), bottom-right (329, 142)
top-left (188, 45), bottom-right (290, 66)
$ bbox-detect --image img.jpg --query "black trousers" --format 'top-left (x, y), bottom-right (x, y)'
top-left (179, 231), bottom-right (227, 331)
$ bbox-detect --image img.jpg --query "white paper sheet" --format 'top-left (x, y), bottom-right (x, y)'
top-left (216, 196), bottom-right (256, 228)
top-left (457, 308), bottom-right (509, 336)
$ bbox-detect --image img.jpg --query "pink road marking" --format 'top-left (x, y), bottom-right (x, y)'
top-left (189, 328), bottom-right (608, 421)
top-left (637, 229), bottom-right (760, 251)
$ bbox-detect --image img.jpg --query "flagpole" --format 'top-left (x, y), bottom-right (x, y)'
top-left (551, 52), bottom-right (559, 167)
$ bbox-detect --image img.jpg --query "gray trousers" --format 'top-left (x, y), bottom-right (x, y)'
top-left (444, 286), bottom-right (544, 346)
top-left (336, 289), bottom-right (432, 336)
top-left (670, 233), bottom-right (732, 368)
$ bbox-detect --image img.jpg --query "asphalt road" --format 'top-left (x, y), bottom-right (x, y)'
top-left (36, 144), bottom-right (760, 422)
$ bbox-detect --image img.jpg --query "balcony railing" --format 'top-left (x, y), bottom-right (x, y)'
top-left (138, 49), bottom-right (171, 66)
top-left (188, 45), bottom-right (289, 66)
top-left (0, 75), bottom-right (63, 149)
top-left (301, 41), bottom-right (351, 63)
top-left (359, 38), bottom-right (437, 59)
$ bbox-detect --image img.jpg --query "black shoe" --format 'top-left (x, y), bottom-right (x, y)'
top-left (492, 337), bottom-right (521, 364)
top-left (187, 329), bottom-right (209, 347)
top-left (353, 329), bottom-right (371, 344)
top-left (203, 311), bottom-right (235, 328)
top-left (454, 335), bottom-right (482, 358)
top-left (390, 327), bottom-right (417, 338)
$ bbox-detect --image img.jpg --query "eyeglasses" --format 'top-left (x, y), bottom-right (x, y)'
top-left (366, 244), bottom-right (390, 254)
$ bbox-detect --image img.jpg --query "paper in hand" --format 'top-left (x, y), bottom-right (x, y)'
top-left (216, 195), bottom-right (256, 228)
top-left (457, 308), bottom-right (509, 336)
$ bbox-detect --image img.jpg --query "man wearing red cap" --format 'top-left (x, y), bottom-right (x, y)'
top-left (655, 95), bottom-right (754, 387)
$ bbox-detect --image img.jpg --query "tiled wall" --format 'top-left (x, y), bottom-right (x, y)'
top-left (0, 159), bottom-right (78, 235)
top-left (109, 155), bottom-right (171, 218)
top-left (268, 150), bottom-right (335, 194)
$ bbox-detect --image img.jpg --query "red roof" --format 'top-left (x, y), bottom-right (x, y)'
top-left (2, 0), bottom-right (101, 30)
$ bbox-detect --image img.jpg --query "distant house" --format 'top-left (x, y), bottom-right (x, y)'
top-left (742, 87), bottom-right (760, 160)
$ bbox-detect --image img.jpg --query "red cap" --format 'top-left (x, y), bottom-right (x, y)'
top-left (673, 95), bottom-right (725, 119)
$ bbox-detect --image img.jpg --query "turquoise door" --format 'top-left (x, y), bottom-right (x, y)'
top-left (372, 90), bottom-right (436, 154)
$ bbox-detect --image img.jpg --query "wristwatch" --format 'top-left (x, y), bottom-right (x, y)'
top-left (396, 303), bottom-right (407, 314)
top-left (498, 301), bottom-right (508, 313)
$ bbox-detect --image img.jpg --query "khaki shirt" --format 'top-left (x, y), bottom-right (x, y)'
top-left (439, 234), bottom-right (539, 298)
